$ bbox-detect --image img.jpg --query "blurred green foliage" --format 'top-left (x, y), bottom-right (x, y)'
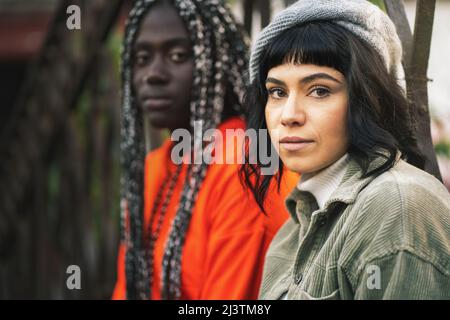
top-left (370, 0), bottom-right (386, 11)
top-left (435, 141), bottom-right (450, 157)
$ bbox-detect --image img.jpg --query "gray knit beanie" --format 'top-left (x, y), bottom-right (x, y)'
top-left (249, 0), bottom-right (402, 83)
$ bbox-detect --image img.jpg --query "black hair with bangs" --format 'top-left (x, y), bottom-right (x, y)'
top-left (240, 21), bottom-right (424, 213)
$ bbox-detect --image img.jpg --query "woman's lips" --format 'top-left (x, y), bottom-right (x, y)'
top-left (279, 137), bottom-right (314, 151)
top-left (280, 141), bottom-right (313, 151)
top-left (141, 97), bottom-right (172, 111)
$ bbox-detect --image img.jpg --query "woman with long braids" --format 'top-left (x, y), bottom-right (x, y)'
top-left (113, 0), bottom-right (297, 300)
top-left (242, 0), bottom-right (450, 299)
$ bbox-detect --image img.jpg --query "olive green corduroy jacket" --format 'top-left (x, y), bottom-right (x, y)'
top-left (259, 154), bottom-right (450, 300)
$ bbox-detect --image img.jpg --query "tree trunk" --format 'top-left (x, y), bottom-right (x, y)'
top-left (384, 0), bottom-right (442, 180)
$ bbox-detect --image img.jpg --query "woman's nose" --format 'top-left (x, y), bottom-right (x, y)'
top-left (280, 95), bottom-right (306, 127)
top-left (143, 55), bottom-right (170, 84)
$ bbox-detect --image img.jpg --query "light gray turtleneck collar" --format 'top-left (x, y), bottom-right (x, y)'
top-left (297, 154), bottom-right (350, 211)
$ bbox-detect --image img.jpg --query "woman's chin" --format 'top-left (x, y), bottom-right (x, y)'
top-left (279, 152), bottom-right (310, 173)
top-left (282, 160), bottom-right (311, 175)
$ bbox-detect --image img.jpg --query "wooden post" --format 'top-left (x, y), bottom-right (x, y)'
top-left (243, 0), bottom-right (253, 37)
top-left (384, 0), bottom-right (442, 181)
top-left (259, 0), bottom-right (271, 28)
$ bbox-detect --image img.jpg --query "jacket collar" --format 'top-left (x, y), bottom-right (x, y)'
top-left (285, 150), bottom-right (401, 224)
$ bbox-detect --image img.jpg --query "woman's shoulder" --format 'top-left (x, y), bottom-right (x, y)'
top-left (355, 159), bottom-right (450, 228)
top-left (345, 159), bottom-right (450, 271)
top-left (366, 159), bottom-right (450, 208)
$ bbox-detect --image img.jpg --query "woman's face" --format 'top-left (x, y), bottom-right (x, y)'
top-left (265, 63), bottom-right (350, 175)
top-left (133, 2), bottom-right (193, 131)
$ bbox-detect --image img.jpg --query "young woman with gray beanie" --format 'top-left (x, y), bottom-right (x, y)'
top-left (241, 0), bottom-right (450, 299)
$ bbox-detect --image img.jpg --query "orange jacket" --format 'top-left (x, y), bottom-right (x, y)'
top-left (112, 117), bottom-right (298, 299)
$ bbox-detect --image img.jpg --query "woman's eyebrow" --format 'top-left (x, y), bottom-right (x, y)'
top-left (265, 77), bottom-right (285, 86)
top-left (300, 73), bottom-right (342, 84)
top-left (266, 73), bottom-right (342, 86)
top-left (134, 38), bottom-right (190, 51)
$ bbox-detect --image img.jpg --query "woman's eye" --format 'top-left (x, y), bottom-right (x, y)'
top-left (268, 88), bottom-right (286, 99)
top-left (309, 87), bottom-right (330, 98)
top-left (135, 52), bottom-right (149, 66)
top-left (170, 51), bottom-right (189, 63)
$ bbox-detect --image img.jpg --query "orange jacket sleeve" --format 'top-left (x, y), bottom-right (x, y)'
top-left (197, 165), bottom-right (287, 299)
top-left (112, 242), bottom-right (126, 300)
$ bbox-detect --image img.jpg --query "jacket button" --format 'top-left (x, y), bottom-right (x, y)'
top-left (294, 272), bottom-right (303, 284)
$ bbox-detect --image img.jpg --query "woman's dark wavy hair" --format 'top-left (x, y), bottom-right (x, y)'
top-left (240, 21), bottom-right (425, 213)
